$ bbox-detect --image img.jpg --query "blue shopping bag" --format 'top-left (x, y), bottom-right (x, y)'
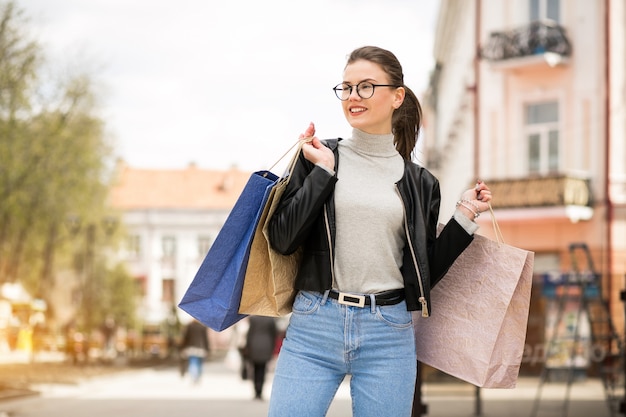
top-left (178, 170), bottom-right (279, 331)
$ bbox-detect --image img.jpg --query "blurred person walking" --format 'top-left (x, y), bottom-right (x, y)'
top-left (245, 315), bottom-right (278, 400)
top-left (180, 319), bottom-right (210, 384)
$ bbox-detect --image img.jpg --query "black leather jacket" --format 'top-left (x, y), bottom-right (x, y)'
top-left (268, 139), bottom-right (474, 316)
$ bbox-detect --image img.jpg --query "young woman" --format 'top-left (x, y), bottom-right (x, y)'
top-left (267, 46), bottom-right (492, 417)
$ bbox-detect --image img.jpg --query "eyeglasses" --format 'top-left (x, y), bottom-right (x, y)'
top-left (332, 81), bottom-right (398, 101)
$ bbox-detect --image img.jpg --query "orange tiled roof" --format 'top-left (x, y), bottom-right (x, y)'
top-left (109, 164), bottom-right (253, 210)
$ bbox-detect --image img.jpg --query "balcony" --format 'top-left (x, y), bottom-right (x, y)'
top-left (481, 20), bottom-right (572, 70)
top-left (486, 175), bottom-right (593, 223)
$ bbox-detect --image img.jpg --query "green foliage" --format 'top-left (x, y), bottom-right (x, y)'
top-left (85, 261), bottom-right (138, 332)
top-left (0, 1), bottom-right (39, 115)
top-left (0, 1), bottom-right (136, 332)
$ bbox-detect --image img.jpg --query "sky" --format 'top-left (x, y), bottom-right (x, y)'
top-left (19, 0), bottom-right (440, 172)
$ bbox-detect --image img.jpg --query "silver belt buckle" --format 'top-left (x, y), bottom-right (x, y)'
top-left (337, 292), bottom-right (365, 307)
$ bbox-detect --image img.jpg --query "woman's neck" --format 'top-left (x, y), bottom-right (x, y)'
top-left (349, 128), bottom-right (397, 157)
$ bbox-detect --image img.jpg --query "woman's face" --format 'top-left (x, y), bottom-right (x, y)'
top-left (340, 59), bottom-right (404, 135)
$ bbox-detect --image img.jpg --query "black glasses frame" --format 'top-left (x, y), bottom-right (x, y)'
top-left (332, 81), bottom-right (399, 100)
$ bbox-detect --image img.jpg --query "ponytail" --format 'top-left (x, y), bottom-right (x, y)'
top-left (393, 85), bottom-right (422, 161)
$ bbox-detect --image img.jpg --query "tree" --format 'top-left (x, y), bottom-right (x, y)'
top-left (0, 1), bottom-right (136, 336)
top-left (0, 1), bottom-right (40, 278)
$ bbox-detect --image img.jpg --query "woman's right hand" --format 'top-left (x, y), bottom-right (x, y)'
top-left (300, 122), bottom-right (335, 172)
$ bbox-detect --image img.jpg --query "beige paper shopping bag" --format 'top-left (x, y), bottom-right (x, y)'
top-left (238, 139), bottom-right (308, 317)
top-left (414, 211), bottom-right (534, 388)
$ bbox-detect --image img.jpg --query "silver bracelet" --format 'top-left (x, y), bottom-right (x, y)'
top-left (456, 200), bottom-right (479, 219)
top-left (460, 199), bottom-right (481, 216)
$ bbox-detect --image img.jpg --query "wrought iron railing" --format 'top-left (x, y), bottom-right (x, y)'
top-left (481, 20), bottom-right (572, 62)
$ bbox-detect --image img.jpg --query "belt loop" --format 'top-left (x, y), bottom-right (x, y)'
top-left (321, 289), bottom-right (330, 305)
top-left (369, 294), bottom-right (376, 313)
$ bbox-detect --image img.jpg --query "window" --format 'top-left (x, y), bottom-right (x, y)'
top-left (125, 235), bottom-right (141, 260)
top-left (197, 235), bottom-right (213, 258)
top-left (525, 101), bottom-right (559, 175)
top-left (135, 276), bottom-right (147, 297)
top-left (162, 279), bottom-right (175, 303)
top-left (530, 0), bottom-right (560, 22)
top-left (162, 236), bottom-right (176, 260)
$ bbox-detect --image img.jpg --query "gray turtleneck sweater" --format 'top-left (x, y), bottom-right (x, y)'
top-left (333, 129), bottom-right (406, 293)
top-left (331, 129), bottom-right (478, 294)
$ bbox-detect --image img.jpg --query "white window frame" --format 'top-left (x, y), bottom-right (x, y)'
top-left (125, 234), bottom-right (141, 260)
top-left (524, 101), bottom-right (560, 176)
top-left (197, 235), bottom-right (213, 258)
top-left (530, 0), bottom-right (560, 23)
top-left (161, 235), bottom-right (177, 260)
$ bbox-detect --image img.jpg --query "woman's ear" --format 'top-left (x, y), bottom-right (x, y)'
top-left (393, 87), bottom-right (405, 109)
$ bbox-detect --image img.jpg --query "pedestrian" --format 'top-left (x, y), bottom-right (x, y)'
top-left (180, 319), bottom-right (210, 385)
top-left (266, 45), bottom-right (493, 417)
top-left (244, 315), bottom-right (277, 400)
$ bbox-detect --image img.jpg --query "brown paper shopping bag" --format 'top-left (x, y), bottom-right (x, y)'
top-left (413, 208), bottom-right (534, 388)
top-left (238, 139), bottom-right (308, 317)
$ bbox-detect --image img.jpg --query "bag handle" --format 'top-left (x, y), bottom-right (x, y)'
top-left (266, 136), bottom-right (313, 176)
top-left (487, 203), bottom-right (505, 244)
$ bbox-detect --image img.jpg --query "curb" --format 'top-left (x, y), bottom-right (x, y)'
top-left (0, 387), bottom-right (39, 402)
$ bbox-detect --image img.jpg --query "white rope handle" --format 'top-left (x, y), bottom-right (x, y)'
top-left (487, 203), bottom-right (505, 244)
top-left (267, 136), bottom-right (313, 176)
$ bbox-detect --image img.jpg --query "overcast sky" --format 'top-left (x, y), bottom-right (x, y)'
top-left (20, 0), bottom-right (440, 172)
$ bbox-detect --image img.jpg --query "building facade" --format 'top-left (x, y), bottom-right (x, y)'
top-left (109, 163), bottom-right (252, 351)
top-left (425, 0), bottom-right (625, 375)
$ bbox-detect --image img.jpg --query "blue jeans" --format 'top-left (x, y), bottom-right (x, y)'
top-left (187, 355), bottom-right (203, 383)
top-left (268, 291), bottom-right (417, 417)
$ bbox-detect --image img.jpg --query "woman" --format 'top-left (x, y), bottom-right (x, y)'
top-left (267, 46), bottom-right (492, 417)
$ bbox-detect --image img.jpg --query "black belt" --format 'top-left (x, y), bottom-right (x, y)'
top-left (328, 289), bottom-right (405, 307)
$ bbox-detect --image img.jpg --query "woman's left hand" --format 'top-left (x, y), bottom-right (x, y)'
top-left (458, 180), bottom-right (492, 219)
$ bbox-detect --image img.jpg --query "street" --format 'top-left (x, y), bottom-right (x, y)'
top-left (0, 358), bottom-right (352, 417)
top-left (0, 358), bottom-right (613, 417)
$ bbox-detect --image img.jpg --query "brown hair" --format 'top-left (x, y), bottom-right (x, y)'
top-left (346, 46), bottom-right (423, 161)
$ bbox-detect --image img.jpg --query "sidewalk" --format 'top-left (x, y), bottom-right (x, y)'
top-left (0, 350), bottom-right (616, 417)
top-left (198, 359), bottom-right (615, 417)
top-left (0, 350), bottom-right (68, 364)
top-left (420, 376), bottom-right (613, 417)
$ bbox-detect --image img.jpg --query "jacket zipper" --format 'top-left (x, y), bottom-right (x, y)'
top-left (323, 202), bottom-right (336, 287)
top-left (396, 186), bottom-right (429, 317)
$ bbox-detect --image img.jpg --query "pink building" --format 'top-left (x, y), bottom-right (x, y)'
top-left (424, 0), bottom-right (625, 380)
